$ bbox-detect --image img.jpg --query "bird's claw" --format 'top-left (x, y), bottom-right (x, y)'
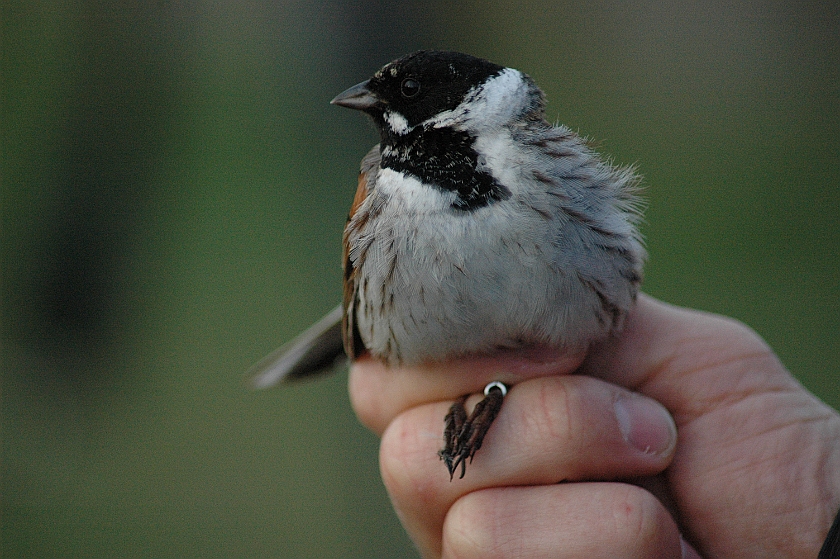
top-left (439, 382), bottom-right (507, 480)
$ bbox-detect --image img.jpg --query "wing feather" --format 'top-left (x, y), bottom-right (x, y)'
top-left (342, 145), bottom-right (380, 359)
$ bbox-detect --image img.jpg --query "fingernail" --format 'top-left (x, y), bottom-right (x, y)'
top-left (680, 535), bottom-right (703, 559)
top-left (614, 394), bottom-right (676, 456)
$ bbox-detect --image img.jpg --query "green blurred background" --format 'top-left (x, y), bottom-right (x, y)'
top-left (2, 1), bottom-right (838, 557)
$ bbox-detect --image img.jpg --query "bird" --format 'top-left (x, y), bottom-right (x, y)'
top-left (249, 50), bottom-right (645, 479)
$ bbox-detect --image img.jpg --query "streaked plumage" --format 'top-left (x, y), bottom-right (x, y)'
top-left (249, 51), bottom-right (645, 477)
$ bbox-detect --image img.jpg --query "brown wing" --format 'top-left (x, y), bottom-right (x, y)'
top-left (342, 144), bottom-right (380, 360)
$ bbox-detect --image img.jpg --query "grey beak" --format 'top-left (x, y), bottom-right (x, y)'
top-left (330, 79), bottom-right (378, 111)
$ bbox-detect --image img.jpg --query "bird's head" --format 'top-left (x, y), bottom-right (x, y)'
top-left (331, 51), bottom-right (545, 144)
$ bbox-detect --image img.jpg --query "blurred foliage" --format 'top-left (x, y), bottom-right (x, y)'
top-left (2, 1), bottom-right (838, 557)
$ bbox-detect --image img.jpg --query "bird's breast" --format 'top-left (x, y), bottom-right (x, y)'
top-left (346, 165), bottom-right (606, 365)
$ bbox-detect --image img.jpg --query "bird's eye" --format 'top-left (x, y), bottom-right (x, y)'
top-left (400, 78), bottom-right (420, 98)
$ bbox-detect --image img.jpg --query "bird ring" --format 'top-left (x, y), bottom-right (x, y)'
top-left (484, 381), bottom-right (508, 397)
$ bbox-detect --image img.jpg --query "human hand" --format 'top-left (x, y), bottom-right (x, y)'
top-left (349, 294), bottom-right (840, 558)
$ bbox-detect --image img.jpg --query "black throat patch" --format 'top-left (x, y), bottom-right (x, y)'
top-left (380, 127), bottom-right (511, 212)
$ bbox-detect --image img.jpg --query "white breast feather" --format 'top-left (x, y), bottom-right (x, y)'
top-left (351, 134), bottom-right (609, 364)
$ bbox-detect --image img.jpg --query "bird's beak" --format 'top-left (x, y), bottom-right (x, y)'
top-left (330, 80), bottom-right (378, 111)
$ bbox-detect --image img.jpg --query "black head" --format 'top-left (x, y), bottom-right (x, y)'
top-left (331, 51), bottom-right (506, 135)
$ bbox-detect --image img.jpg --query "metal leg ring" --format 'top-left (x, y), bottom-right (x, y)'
top-left (483, 381), bottom-right (507, 397)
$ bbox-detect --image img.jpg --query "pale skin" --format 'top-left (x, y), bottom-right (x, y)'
top-left (348, 294), bottom-right (840, 558)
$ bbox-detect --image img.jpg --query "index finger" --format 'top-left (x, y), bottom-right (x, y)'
top-left (349, 346), bottom-right (586, 435)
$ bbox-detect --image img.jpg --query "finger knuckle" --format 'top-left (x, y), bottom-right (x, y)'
top-left (606, 485), bottom-right (676, 554)
top-left (348, 365), bottom-right (386, 432)
top-left (520, 379), bottom-right (577, 451)
top-left (681, 313), bottom-right (777, 373)
top-left (443, 491), bottom-right (512, 559)
top-left (379, 411), bottom-right (437, 503)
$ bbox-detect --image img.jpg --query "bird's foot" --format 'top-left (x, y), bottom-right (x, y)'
top-left (439, 382), bottom-right (507, 480)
